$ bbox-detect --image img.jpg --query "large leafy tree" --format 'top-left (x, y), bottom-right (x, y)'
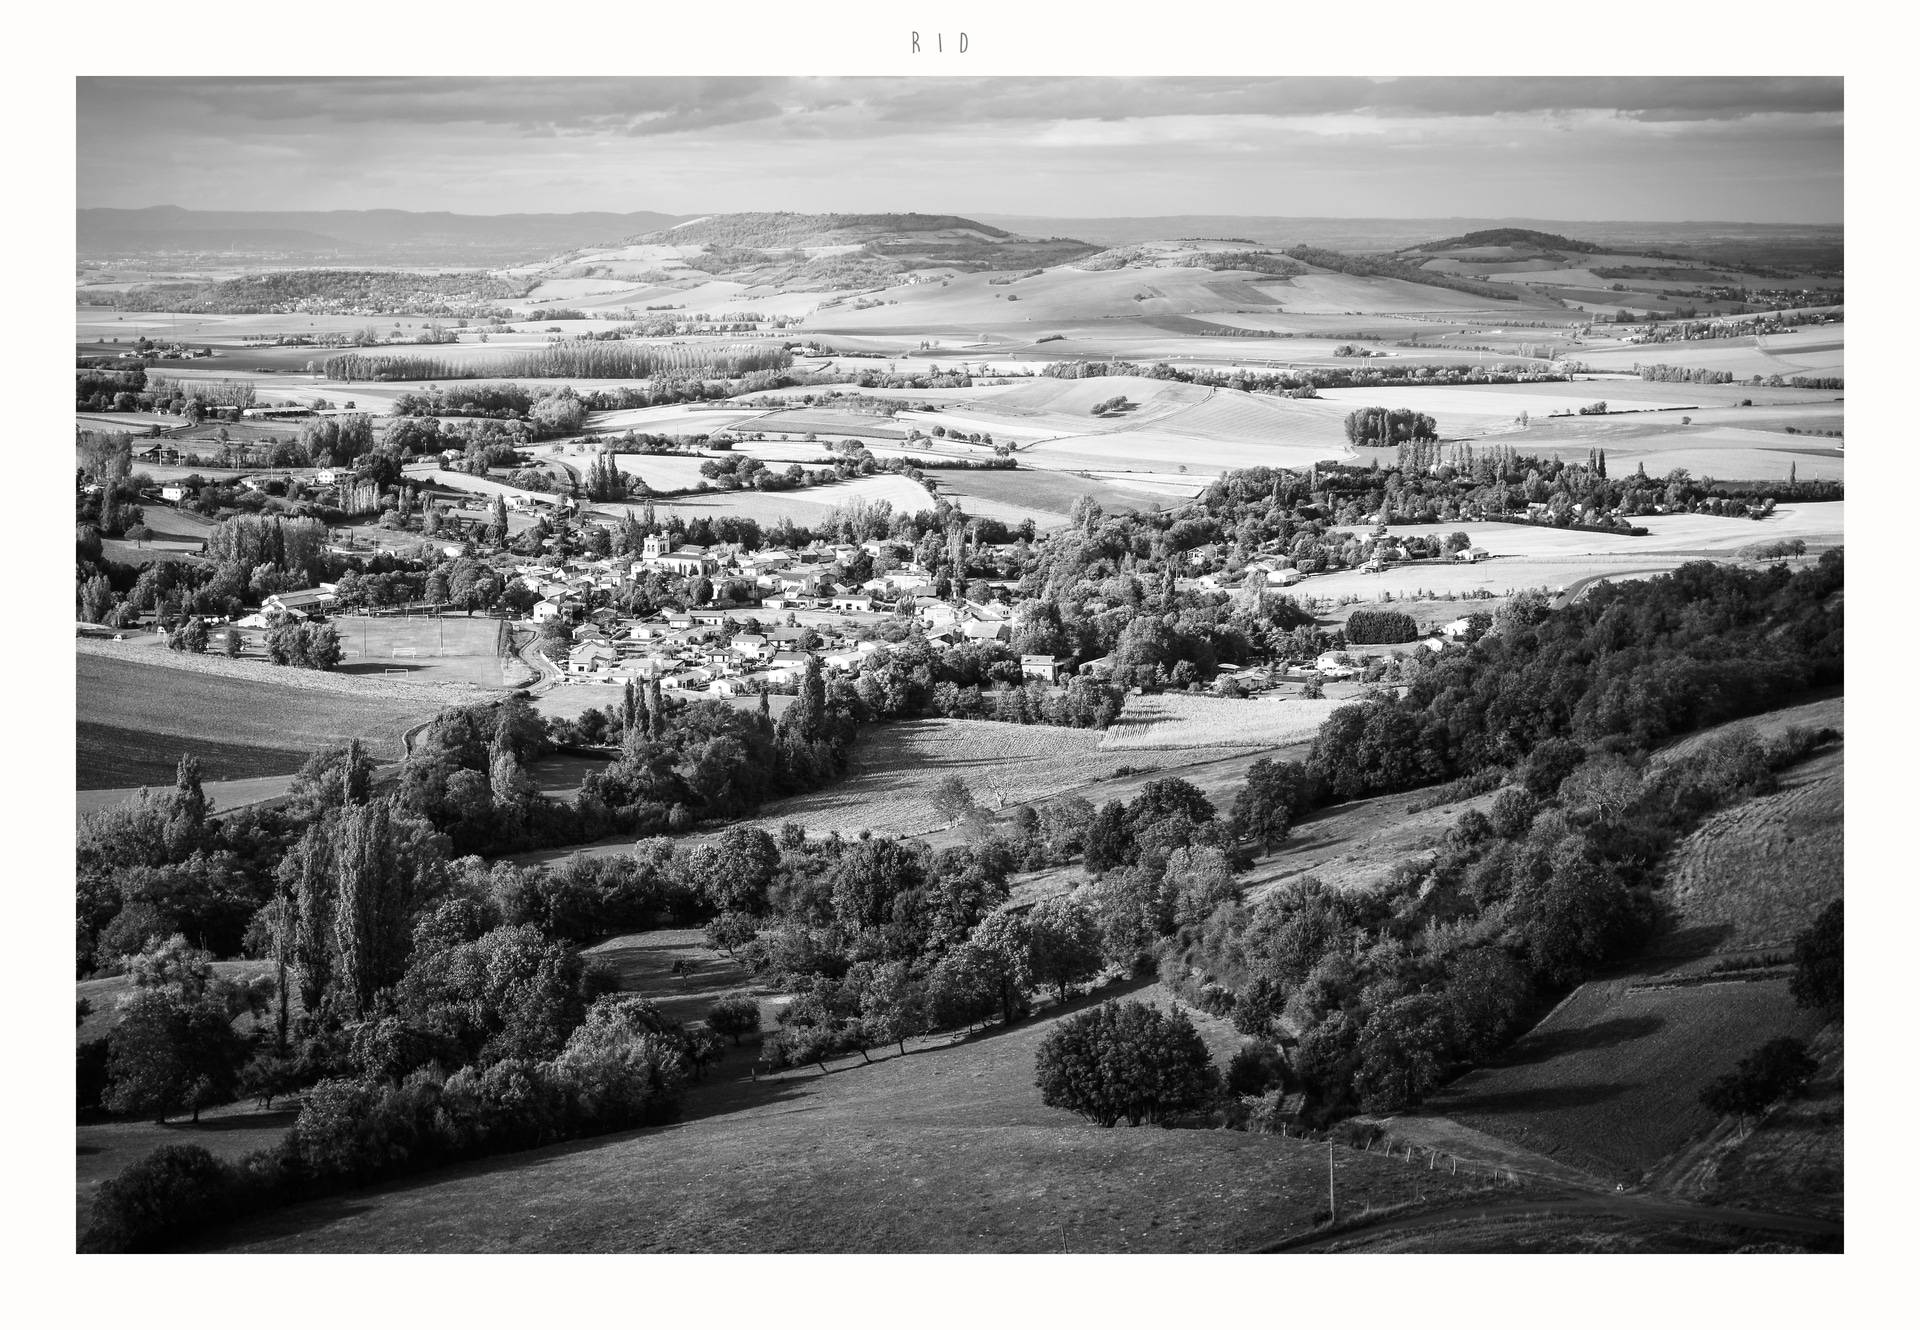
top-left (1033, 999), bottom-right (1217, 1127)
top-left (1025, 895), bottom-right (1104, 1003)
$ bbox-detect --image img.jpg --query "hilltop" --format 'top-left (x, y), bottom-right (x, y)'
top-left (600, 211), bottom-right (1101, 290)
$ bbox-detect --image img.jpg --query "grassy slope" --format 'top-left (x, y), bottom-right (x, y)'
top-left (195, 981), bottom-right (1489, 1254)
top-left (76, 649), bottom-right (438, 788)
top-left (1416, 715), bottom-right (1844, 1185)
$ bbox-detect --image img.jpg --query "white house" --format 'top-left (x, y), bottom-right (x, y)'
top-left (567, 641), bottom-right (619, 675)
top-left (530, 599), bottom-right (564, 624)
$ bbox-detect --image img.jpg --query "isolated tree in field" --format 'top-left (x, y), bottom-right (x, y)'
top-left (706, 993), bottom-right (762, 1046)
top-left (102, 987), bottom-right (247, 1123)
top-left (1231, 758), bottom-right (1310, 852)
top-left (1024, 895), bottom-right (1104, 1003)
top-left (704, 911), bottom-right (759, 958)
top-left (1790, 899), bottom-right (1842, 1014)
top-left (929, 773), bottom-right (978, 827)
top-left (1033, 999), bottom-right (1217, 1127)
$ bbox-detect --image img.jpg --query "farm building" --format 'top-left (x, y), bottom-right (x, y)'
top-left (1455, 547), bottom-right (1490, 563)
top-left (830, 594), bottom-right (874, 613)
top-left (264, 587), bottom-right (338, 616)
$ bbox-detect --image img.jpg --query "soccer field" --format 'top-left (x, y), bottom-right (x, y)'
top-left (332, 614), bottom-right (523, 687)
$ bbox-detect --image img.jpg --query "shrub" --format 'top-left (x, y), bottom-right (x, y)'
top-left (80, 1145), bottom-right (241, 1253)
top-left (706, 992), bottom-right (763, 1046)
top-left (1033, 999), bottom-right (1218, 1127)
top-left (1487, 787), bottom-right (1538, 839)
top-left (1699, 1037), bottom-right (1818, 1120)
top-left (1225, 1040), bottom-right (1289, 1097)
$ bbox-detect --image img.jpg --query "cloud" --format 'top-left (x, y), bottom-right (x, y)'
top-left (75, 76), bottom-right (1842, 222)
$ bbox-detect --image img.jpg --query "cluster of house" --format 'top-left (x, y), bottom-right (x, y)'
top-left (522, 534), bottom-right (1064, 696)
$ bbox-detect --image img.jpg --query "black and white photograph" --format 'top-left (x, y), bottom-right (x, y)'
top-left (40, 6), bottom-right (1886, 1308)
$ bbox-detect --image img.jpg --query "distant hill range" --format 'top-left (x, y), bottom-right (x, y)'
top-left (973, 215), bottom-right (1841, 269)
top-left (78, 206), bottom-right (692, 264)
top-left (610, 212), bottom-right (1101, 289)
top-left (1407, 228), bottom-right (1607, 255)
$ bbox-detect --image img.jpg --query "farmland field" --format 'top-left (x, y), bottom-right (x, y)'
top-left (585, 472), bottom-right (936, 526)
top-left (932, 467), bottom-right (1181, 527)
top-left (76, 643), bottom-right (450, 789)
top-left (193, 979), bottom-right (1490, 1254)
top-left (1099, 694), bottom-right (1346, 751)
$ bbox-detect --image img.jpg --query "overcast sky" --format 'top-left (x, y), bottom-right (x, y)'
top-left (76, 77), bottom-right (1842, 222)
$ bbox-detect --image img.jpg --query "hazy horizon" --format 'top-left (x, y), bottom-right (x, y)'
top-left (78, 77), bottom-right (1842, 225)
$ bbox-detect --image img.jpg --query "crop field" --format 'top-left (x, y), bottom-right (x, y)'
top-left (76, 644), bottom-right (445, 790)
top-left (750, 408), bottom-right (911, 440)
top-left (1021, 427), bottom-right (1342, 477)
top-left (1572, 328), bottom-right (1844, 382)
top-left (586, 405), bottom-right (770, 435)
top-left (1508, 416), bottom-right (1843, 482)
top-left (604, 452), bottom-right (711, 489)
top-left (1099, 694), bottom-right (1346, 751)
top-left (332, 614), bottom-right (524, 688)
top-left (196, 979), bottom-right (1490, 1254)
top-left (1252, 273), bottom-right (1545, 315)
top-left (586, 472), bottom-right (936, 526)
top-left (932, 467), bottom-right (1180, 525)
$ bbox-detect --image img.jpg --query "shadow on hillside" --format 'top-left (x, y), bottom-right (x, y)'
top-left (1628, 920), bottom-right (1738, 972)
top-left (1439, 1081), bottom-right (1627, 1117)
top-left (1493, 1015), bottom-right (1665, 1067)
top-left (192, 1065), bottom-right (817, 1252)
top-left (165, 1108), bottom-right (301, 1134)
top-left (941, 972), bottom-right (1164, 1048)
